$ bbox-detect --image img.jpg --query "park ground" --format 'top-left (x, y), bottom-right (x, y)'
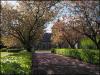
top-left (1, 50), bottom-right (99, 75)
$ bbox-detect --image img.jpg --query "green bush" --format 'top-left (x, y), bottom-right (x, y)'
top-left (80, 38), bottom-right (96, 49)
top-left (51, 48), bottom-right (55, 53)
top-left (7, 49), bottom-right (22, 52)
top-left (0, 48), bottom-right (22, 52)
top-left (80, 36), bottom-right (100, 49)
top-left (54, 48), bottom-right (99, 65)
top-left (0, 48), bottom-right (7, 52)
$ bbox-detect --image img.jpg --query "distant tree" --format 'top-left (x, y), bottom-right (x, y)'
top-left (52, 19), bottom-right (64, 48)
top-left (52, 19), bottom-right (82, 48)
top-left (63, 26), bottom-right (82, 48)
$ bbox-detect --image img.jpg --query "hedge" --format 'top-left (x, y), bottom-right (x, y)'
top-left (0, 48), bottom-right (22, 52)
top-left (53, 48), bottom-right (99, 65)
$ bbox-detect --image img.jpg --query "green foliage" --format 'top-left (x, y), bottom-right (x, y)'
top-left (54, 48), bottom-right (99, 65)
top-left (1, 51), bottom-right (31, 75)
top-left (80, 36), bottom-right (100, 49)
top-left (7, 49), bottom-right (22, 52)
top-left (51, 48), bottom-right (56, 53)
top-left (80, 38), bottom-right (96, 49)
top-left (0, 48), bottom-right (22, 52)
top-left (0, 48), bottom-right (7, 52)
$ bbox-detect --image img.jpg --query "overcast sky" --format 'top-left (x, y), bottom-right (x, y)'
top-left (1, 1), bottom-right (17, 5)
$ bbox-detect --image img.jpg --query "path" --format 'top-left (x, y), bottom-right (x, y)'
top-left (32, 52), bottom-right (99, 75)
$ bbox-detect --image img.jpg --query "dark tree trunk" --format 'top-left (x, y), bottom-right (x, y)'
top-left (91, 37), bottom-right (100, 49)
top-left (68, 41), bottom-right (75, 49)
top-left (26, 46), bottom-right (32, 52)
top-left (23, 42), bottom-right (32, 52)
top-left (69, 44), bottom-right (75, 49)
top-left (97, 40), bottom-right (100, 49)
top-left (94, 40), bottom-right (100, 49)
top-left (86, 34), bottom-right (100, 49)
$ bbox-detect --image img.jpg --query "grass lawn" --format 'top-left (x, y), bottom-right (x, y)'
top-left (0, 51), bottom-right (32, 75)
top-left (1, 52), bottom-right (14, 57)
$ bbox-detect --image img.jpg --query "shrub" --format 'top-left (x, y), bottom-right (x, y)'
top-left (80, 38), bottom-right (96, 49)
top-left (7, 49), bottom-right (21, 52)
top-left (0, 48), bottom-right (7, 52)
top-left (80, 36), bottom-right (100, 49)
top-left (54, 48), bottom-right (99, 65)
top-left (0, 48), bottom-right (22, 52)
top-left (51, 48), bottom-right (55, 53)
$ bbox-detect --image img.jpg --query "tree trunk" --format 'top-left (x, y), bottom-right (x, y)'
top-left (94, 41), bottom-right (100, 49)
top-left (24, 43), bottom-right (32, 52)
top-left (87, 35), bottom-right (100, 49)
top-left (70, 44), bottom-right (75, 49)
top-left (68, 42), bottom-right (75, 49)
top-left (91, 37), bottom-right (100, 49)
top-left (26, 46), bottom-right (32, 52)
top-left (97, 40), bottom-right (100, 49)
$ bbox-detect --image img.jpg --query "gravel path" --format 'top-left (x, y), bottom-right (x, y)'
top-left (32, 53), bottom-right (99, 75)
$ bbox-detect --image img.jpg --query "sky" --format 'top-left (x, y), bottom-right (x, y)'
top-left (1, 1), bottom-right (17, 5)
top-left (45, 5), bottom-right (75, 33)
top-left (1, 1), bottom-right (17, 9)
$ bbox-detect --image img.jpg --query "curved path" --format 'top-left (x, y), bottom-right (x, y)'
top-left (32, 52), bottom-right (99, 75)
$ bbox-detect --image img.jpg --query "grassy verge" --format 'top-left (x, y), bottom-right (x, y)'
top-left (1, 52), bottom-right (14, 57)
top-left (0, 51), bottom-right (32, 75)
top-left (53, 48), bottom-right (99, 65)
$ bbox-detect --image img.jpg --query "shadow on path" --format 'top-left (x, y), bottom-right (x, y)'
top-left (32, 53), bottom-right (99, 75)
top-left (32, 53), bottom-right (47, 75)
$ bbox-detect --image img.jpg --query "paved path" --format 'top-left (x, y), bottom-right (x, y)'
top-left (35, 50), bottom-right (51, 53)
top-left (32, 53), bottom-right (99, 75)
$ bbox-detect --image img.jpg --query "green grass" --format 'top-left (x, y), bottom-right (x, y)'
top-left (1, 52), bottom-right (14, 57)
top-left (0, 51), bottom-right (32, 75)
top-left (53, 48), bottom-right (99, 65)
